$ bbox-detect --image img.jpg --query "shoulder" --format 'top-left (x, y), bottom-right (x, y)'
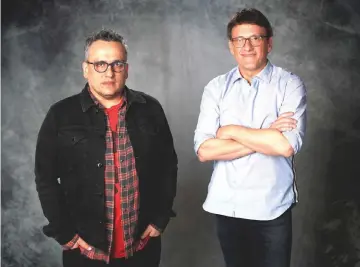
top-left (271, 64), bottom-right (304, 86)
top-left (270, 64), bottom-right (307, 97)
top-left (51, 93), bottom-right (81, 111)
top-left (129, 89), bottom-right (161, 105)
top-left (49, 92), bottom-right (82, 114)
top-left (206, 67), bottom-right (237, 88)
top-left (127, 88), bottom-right (165, 115)
top-left (203, 67), bottom-right (237, 99)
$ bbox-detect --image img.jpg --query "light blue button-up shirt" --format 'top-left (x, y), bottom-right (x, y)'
top-left (194, 61), bottom-right (307, 220)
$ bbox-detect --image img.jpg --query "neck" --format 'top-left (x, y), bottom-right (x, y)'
top-left (100, 97), bottom-right (123, 109)
top-left (239, 71), bottom-right (256, 84)
top-left (239, 61), bottom-right (268, 85)
top-left (89, 88), bottom-right (124, 109)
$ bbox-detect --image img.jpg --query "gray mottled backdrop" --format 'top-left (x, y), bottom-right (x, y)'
top-left (2, 0), bottom-right (360, 266)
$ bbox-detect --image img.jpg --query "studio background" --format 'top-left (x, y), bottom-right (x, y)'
top-left (2, 0), bottom-right (360, 266)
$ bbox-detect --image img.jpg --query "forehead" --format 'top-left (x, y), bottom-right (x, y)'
top-left (87, 40), bottom-right (126, 60)
top-left (231, 24), bottom-right (267, 37)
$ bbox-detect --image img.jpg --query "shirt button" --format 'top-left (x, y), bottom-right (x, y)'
top-left (97, 162), bottom-right (103, 168)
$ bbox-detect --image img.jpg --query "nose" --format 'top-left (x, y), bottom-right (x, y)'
top-left (242, 39), bottom-right (253, 51)
top-left (104, 65), bottom-right (115, 77)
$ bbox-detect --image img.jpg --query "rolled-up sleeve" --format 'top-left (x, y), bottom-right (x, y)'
top-left (280, 75), bottom-right (307, 154)
top-left (194, 78), bottom-right (221, 154)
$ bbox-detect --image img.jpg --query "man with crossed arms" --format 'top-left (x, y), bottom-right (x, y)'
top-left (194, 8), bottom-right (307, 267)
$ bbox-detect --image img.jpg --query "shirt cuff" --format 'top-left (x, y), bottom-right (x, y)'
top-left (194, 134), bottom-right (214, 155)
top-left (282, 131), bottom-right (301, 154)
top-left (62, 234), bottom-right (80, 250)
top-left (150, 223), bottom-right (163, 233)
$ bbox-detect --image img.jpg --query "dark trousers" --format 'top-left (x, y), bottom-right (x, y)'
top-left (216, 208), bottom-right (292, 267)
top-left (63, 237), bottom-right (161, 267)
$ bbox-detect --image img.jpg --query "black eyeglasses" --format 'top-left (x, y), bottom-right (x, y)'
top-left (231, 35), bottom-right (268, 48)
top-left (86, 60), bottom-right (127, 73)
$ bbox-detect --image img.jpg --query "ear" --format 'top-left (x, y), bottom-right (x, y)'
top-left (267, 37), bottom-right (273, 53)
top-left (228, 40), bottom-right (235, 56)
top-left (82, 61), bottom-right (88, 79)
top-left (124, 63), bottom-right (129, 79)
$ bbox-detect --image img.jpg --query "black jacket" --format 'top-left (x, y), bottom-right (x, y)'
top-left (34, 85), bottom-right (178, 252)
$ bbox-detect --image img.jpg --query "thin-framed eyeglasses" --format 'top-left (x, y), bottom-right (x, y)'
top-left (86, 60), bottom-right (127, 73)
top-left (231, 35), bottom-right (268, 48)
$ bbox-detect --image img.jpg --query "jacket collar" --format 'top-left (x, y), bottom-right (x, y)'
top-left (80, 83), bottom-right (146, 112)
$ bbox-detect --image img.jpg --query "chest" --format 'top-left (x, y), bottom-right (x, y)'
top-left (219, 80), bottom-right (284, 128)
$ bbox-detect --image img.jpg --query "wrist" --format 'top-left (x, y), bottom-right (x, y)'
top-left (230, 125), bottom-right (245, 139)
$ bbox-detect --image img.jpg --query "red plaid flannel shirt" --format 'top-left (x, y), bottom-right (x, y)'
top-left (62, 89), bottom-right (145, 263)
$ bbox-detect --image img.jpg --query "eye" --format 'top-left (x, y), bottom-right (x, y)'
top-left (251, 36), bottom-right (260, 41)
top-left (95, 61), bottom-right (107, 67)
top-left (113, 61), bottom-right (123, 67)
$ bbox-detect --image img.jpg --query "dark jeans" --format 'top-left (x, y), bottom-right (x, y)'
top-left (216, 208), bottom-right (292, 267)
top-left (63, 236), bottom-right (161, 267)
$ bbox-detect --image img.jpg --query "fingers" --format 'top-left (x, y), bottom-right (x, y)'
top-left (276, 117), bottom-right (297, 124)
top-left (272, 118), bottom-right (297, 128)
top-left (270, 118), bottom-right (297, 132)
top-left (270, 112), bottom-right (298, 132)
top-left (273, 123), bottom-right (296, 132)
top-left (142, 225), bottom-right (161, 239)
top-left (141, 226), bottom-right (152, 239)
top-left (77, 238), bottom-right (93, 251)
top-left (149, 228), bottom-right (161, 237)
top-left (277, 127), bottom-right (293, 132)
top-left (278, 112), bottom-right (294, 118)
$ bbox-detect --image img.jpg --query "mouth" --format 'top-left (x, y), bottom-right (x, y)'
top-left (102, 81), bottom-right (116, 86)
top-left (241, 54), bottom-right (256, 57)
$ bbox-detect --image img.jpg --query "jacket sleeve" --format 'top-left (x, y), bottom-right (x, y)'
top-left (34, 106), bottom-right (76, 245)
top-left (150, 104), bottom-right (178, 231)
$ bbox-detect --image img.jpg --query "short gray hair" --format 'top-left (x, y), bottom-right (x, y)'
top-left (84, 29), bottom-right (128, 60)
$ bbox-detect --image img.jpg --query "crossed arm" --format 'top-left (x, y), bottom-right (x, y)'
top-left (197, 112), bottom-right (297, 162)
top-left (195, 75), bottom-right (306, 162)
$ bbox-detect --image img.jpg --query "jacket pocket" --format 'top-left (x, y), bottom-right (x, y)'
top-left (137, 121), bottom-right (159, 135)
top-left (57, 126), bottom-right (90, 173)
top-left (58, 126), bottom-right (89, 146)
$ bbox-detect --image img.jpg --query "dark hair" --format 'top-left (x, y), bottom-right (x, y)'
top-left (84, 29), bottom-right (127, 60)
top-left (227, 8), bottom-right (273, 40)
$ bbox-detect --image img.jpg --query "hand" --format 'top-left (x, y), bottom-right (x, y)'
top-left (141, 225), bottom-right (161, 239)
top-left (71, 237), bottom-right (93, 251)
top-left (270, 112), bottom-right (297, 132)
top-left (216, 125), bottom-right (238, 140)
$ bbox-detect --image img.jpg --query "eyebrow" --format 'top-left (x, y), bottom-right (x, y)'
top-left (91, 59), bottom-right (127, 63)
top-left (232, 34), bottom-right (264, 39)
